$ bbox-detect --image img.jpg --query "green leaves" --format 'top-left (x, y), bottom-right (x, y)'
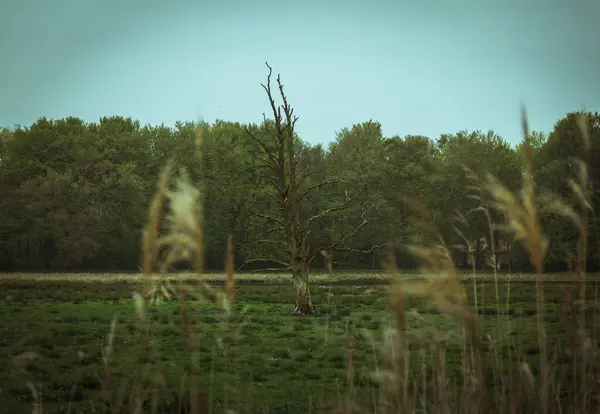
top-left (0, 110), bottom-right (598, 272)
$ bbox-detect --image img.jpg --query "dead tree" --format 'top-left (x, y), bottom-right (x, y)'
top-left (241, 62), bottom-right (384, 315)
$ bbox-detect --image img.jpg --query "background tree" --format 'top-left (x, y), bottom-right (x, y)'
top-left (0, 81), bottom-right (594, 275)
top-left (325, 121), bottom-right (388, 268)
top-left (381, 134), bottom-right (438, 266)
top-left (535, 111), bottom-right (600, 271)
top-left (434, 130), bottom-right (520, 268)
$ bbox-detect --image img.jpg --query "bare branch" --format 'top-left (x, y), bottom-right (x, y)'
top-left (253, 173), bottom-right (284, 194)
top-left (260, 113), bottom-right (277, 145)
top-left (276, 73), bottom-right (299, 132)
top-left (307, 207), bottom-right (387, 264)
top-left (306, 183), bottom-right (368, 227)
top-left (248, 239), bottom-right (289, 249)
top-left (256, 154), bottom-right (279, 170)
top-left (264, 189), bottom-right (280, 204)
top-left (249, 210), bottom-right (286, 230)
top-left (261, 62), bottom-right (283, 136)
top-left (267, 227), bottom-right (282, 235)
top-left (333, 207), bottom-right (370, 245)
top-left (297, 164), bottom-right (326, 185)
top-left (297, 183), bottom-right (368, 248)
top-left (240, 257), bottom-right (290, 270)
top-left (244, 126), bottom-right (279, 170)
top-left (299, 178), bottom-right (341, 201)
top-left (307, 207), bottom-right (366, 263)
top-left (334, 244), bottom-right (389, 255)
top-left (250, 267), bottom-right (292, 273)
top-left (231, 163), bottom-right (271, 183)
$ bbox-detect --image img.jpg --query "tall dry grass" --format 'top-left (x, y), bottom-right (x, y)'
top-left (95, 125), bottom-right (242, 413)
top-left (374, 108), bottom-right (599, 414)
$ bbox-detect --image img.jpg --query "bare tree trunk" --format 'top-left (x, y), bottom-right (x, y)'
top-left (291, 264), bottom-right (316, 315)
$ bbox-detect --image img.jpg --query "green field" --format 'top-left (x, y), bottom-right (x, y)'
top-left (1, 272), bottom-right (599, 413)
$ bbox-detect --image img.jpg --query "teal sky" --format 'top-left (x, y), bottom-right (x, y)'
top-left (1, 0), bottom-right (599, 146)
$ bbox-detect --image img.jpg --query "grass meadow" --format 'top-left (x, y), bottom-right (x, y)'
top-left (1, 272), bottom-right (599, 413)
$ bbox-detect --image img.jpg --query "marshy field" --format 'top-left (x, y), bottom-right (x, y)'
top-left (1, 271), bottom-right (599, 413)
top-left (1, 60), bottom-right (598, 414)
top-left (3, 2), bottom-right (600, 412)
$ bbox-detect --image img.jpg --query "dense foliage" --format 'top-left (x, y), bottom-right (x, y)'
top-left (0, 112), bottom-right (598, 272)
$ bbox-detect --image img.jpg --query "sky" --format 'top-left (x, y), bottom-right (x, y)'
top-left (1, 0), bottom-right (599, 147)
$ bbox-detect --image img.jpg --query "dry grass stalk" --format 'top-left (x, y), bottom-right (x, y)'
top-left (141, 163), bottom-right (172, 300)
top-left (93, 124), bottom-right (240, 413)
top-left (225, 234), bottom-right (236, 309)
top-left (382, 197), bottom-right (488, 413)
top-left (384, 250), bottom-right (409, 412)
top-left (471, 108), bottom-right (600, 413)
top-left (479, 107), bottom-right (551, 413)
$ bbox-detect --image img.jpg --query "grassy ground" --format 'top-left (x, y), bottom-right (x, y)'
top-left (1, 272), bottom-right (598, 413)
top-left (2, 270), bottom-right (596, 284)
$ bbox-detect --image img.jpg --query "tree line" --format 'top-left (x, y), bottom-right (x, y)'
top-left (0, 81), bottom-right (598, 275)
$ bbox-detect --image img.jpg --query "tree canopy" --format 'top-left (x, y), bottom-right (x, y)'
top-left (1, 103), bottom-right (598, 274)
